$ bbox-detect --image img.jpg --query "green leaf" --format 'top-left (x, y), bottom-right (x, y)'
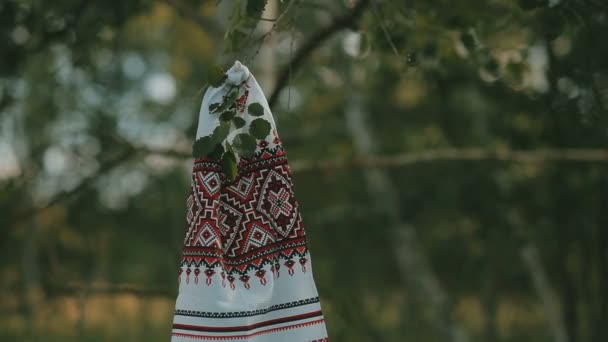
top-left (246, 0), bottom-right (267, 17)
top-left (217, 100), bottom-right (231, 113)
top-left (220, 110), bottom-right (236, 122)
top-left (209, 102), bottom-right (221, 113)
top-left (220, 150), bottom-right (238, 180)
top-left (248, 102), bottom-right (264, 116)
top-left (215, 87), bottom-right (240, 113)
top-left (192, 136), bottom-right (215, 158)
top-left (211, 121), bottom-right (231, 144)
top-left (232, 117), bottom-right (246, 129)
top-left (208, 143), bottom-right (225, 162)
top-left (249, 118), bottom-right (271, 139)
top-left (233, 133), bottom-right (257, 157)
top-left (227, 87), bottom-right (240, 103)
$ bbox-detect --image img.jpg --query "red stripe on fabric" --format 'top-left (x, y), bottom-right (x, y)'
top-left (173, 310), bottom-right (322, 333)
top-left (172, 318), bottom-right (325, 340)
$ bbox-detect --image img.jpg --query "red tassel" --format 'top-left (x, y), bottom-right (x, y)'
top-left (227, 275), bottom-right (236, 290)
top-left (299, 257), bottom-right (308, 272)
top-left (194, 267), bottom-right (201, 285)
top-left (240, 274), bottom-right (250, 289)
top-left (185, 267), bottom-right (191, 284)
top-left (255, 269), bottom-right (267, 285)
top-left (204, 268), bottom-right (215, 286)
top-left (284, 259), bottom-right (295, 276)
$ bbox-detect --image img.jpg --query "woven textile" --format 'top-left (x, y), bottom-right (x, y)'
top-left (171, 61), bottom-right (328, 341)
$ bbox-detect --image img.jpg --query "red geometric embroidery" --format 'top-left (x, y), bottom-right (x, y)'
top-left (179, 145), bottom-right (309, 288)
top-left (257, 169), bottom-right (298, 238)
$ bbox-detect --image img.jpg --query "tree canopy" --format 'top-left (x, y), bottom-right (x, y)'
top-left (1, 0), bottom-right (608, 341)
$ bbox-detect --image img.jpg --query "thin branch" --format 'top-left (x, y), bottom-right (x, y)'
top-left (289, 148), bottom-right (608, 172)
top-left (371, 1), bottom-right (401, 58)
top-left (267, 0), bottom-right (371, 108)
top-left (139, 146), bottom-right (608, 172)
top-left (10, 148), bottom-right (136, 225)
top-left (244, 0), bottom-right (297, 64)
top-left (10, 146), bottom-right (608, 229)
top-left (257, 17), bottom-right (278, 22)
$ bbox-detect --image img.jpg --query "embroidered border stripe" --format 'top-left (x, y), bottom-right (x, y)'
top-left (172, 318), bottom-right (326, 340)
top-left (182, 236), bottom-right (308, 262)
top-left (172, 310), bottom-right (323, 333)
top-left (174, 297), bottom-right (320, 319)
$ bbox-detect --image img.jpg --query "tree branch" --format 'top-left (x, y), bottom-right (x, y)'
top-left (267, 0), bottom-right (371, 108)
top-left (140, 146), bottom-right (608, 172)
top-left (10, 146), bottom-right (608, 228)
top-left (289, 147), bottom-right (608, 172)
top-left (10, 149), bottom-right (135, 226)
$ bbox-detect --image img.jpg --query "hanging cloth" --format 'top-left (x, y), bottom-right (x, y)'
top-left (171, 61), bottom-right (329, 341)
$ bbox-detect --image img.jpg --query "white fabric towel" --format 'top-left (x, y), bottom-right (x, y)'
top-left (171, 61), bottom-right (329, 342)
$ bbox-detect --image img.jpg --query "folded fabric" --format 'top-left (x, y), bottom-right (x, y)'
top-left (171, 61), bottom-right (329, 341)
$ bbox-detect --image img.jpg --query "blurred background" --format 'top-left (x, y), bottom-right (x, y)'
top-left (1, 0), bottom-right (608, 341)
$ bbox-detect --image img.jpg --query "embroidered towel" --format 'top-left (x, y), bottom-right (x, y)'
top-left (171, 61), bottom-right (329, 341)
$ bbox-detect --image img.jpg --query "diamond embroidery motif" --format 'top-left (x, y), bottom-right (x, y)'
top-left (217, 200), bottom-right (243, 253)
top-left (267, 187), bottom-right (294, 218)
top-left (243, 223), bottom-right (275, 253)
top-left (228, 174), bottom-right (254, 200)
top-left (194, 222), bottom-right (220, 248)
top-left (257, 170), bottom-right (298, 237)
top-left (198, 172), bottom-right (221, 195)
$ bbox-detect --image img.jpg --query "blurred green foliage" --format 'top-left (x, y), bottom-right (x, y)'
top-left (1, 0), bottom-right (608, 341)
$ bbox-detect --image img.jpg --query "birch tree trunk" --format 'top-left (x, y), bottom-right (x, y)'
top-left (520, 243), bottom-right (570, 342)
top-left (345, 64), bottom-right (469, 342)
top-left (256, 0), bottom-right (278, 94)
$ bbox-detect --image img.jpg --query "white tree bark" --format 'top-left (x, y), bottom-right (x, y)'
top-left (521, 243), bottom-right (570, 342)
